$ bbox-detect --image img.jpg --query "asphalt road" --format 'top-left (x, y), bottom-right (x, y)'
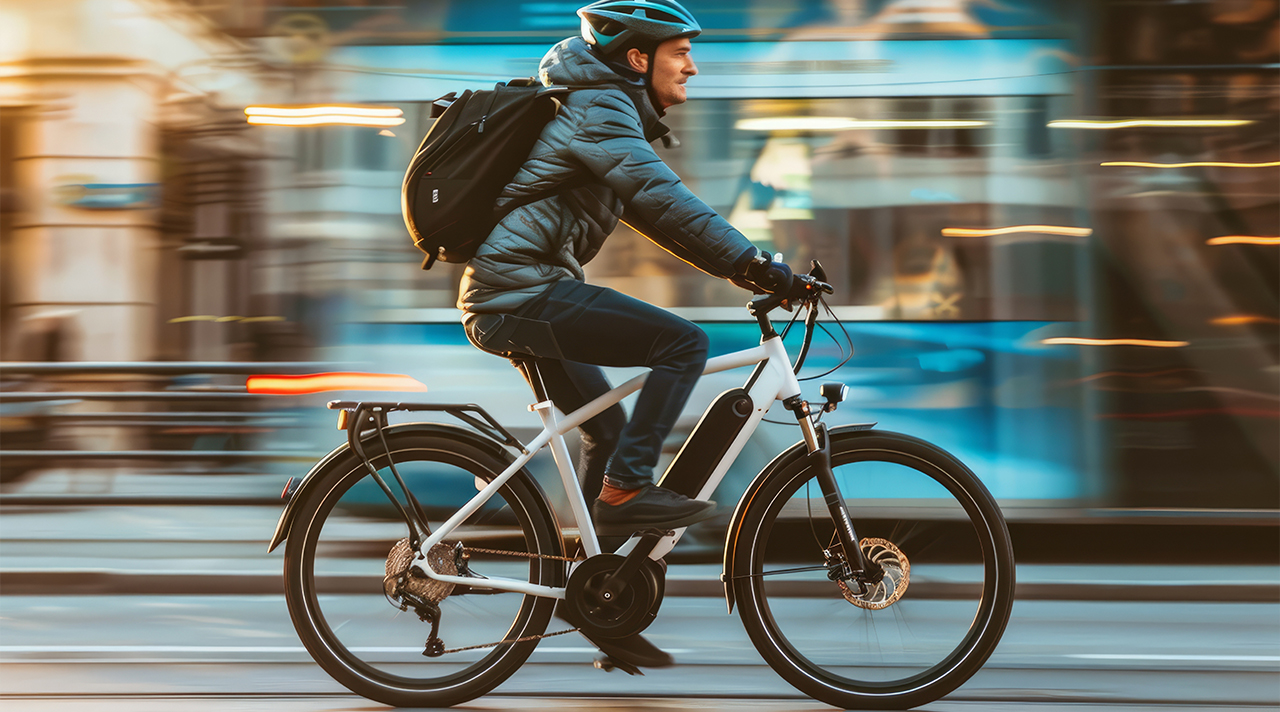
top-left (1, 593), bottom-right (1276, 711)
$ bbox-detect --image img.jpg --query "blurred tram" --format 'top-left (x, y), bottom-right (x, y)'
top-left (257, 0), bottom-right (1277, 515)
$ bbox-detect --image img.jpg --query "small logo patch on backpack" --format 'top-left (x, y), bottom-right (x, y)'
top-left (432, 188), bottom-right (439, 204)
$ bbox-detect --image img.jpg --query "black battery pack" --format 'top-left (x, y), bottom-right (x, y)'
top-left (657, 388), bottom-right (754, 498)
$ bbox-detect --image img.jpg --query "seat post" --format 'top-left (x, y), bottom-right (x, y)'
top-left (511, 358), bottom-right (550, 403)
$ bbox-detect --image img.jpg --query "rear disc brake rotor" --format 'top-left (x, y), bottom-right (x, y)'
top-left (837, 537), bottom-right (910, 610)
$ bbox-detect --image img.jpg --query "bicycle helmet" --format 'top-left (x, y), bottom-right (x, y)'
top-left (577, 0), bottom-right (702, 55)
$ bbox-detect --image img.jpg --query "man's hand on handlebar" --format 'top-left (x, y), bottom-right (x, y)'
top-left (743, 254), bottom-right (833, 314)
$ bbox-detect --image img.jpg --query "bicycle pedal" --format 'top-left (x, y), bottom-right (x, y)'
top-left (593, 655), bottom-right (643, 676)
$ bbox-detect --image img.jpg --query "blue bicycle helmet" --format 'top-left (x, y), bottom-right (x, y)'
top-left (577, 0), bottom-right (702, 55)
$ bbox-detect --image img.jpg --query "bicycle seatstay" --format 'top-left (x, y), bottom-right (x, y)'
top-left (412, 337), bottom-right (804, 598)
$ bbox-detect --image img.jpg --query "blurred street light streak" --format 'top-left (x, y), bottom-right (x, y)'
top-left (1070, 368), bottom-right (1198, 384)
top-left (1101, 160), bottom-right (1280, 168)
top-left (1212, 315), bottom-right (1280, 325)
top-left (1042, 337), bottom-right (1189, 347)
top-left (735, 117), bottom-right (989, 131)
top-left (1050, 119), bottom-right (1252, 129)
top-left (168, 315), bottom-right (285, 324)
top-left (1206, 236), bottom-right (1280, 246)
top-left (247, 115), bottom-right (405, 127)
top-left (245, 105), bottom-right (405, 128)
top-left (942, 225), bottom-right (1092, 238)
top-left (1098, 407), bottom-right (1279, 420)
top-left (246, 372), bottom-right (428, 395)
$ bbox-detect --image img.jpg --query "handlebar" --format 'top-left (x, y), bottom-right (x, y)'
top-left (747, 260), bottom-right (834, 374)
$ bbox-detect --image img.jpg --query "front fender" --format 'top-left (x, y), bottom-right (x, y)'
top-left (720, 424), bottom-right (875, 613)
top-left (266, 421), bottom-right (519, 553)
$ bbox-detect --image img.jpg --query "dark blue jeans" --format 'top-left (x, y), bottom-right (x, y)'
top-left (465, 280), bottom-right (709, 495)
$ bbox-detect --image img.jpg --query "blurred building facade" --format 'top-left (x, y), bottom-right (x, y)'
top-left (1, 0), bottom-right (1275, 509)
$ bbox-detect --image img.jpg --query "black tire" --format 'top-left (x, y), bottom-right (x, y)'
top-left (283, 429), bottom-right (565, 708)
top-left (733, 429), bottom-right (1015, 710)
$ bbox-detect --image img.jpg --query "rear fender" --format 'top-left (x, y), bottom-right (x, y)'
top-left (267, 422), bottom-right (521, 553)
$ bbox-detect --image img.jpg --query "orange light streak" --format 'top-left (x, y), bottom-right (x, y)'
top-left (1041, 337), bottom-right (1189, 348)
top-left (1205, 236), bottom-right (1280, 246)
top-left (1212, 315), bottom-right (1280, 325)
top-left (246, 372), bottom-right (428, 395)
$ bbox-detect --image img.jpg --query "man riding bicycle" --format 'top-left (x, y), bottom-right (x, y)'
top-left (459, 0), bottom-right (806, 667)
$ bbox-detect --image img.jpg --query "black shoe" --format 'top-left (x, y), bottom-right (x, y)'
top-left (592, 483), bottom-right (716, 536)
top-left (588, 631), bottom-right (672, 670)
top-left (556, 600), bottom-right (674, 671)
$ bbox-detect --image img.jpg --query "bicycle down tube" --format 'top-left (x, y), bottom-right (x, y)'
top-left (409, 338), bottom-right (813, 597)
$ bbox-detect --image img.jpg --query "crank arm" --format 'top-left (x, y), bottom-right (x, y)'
top-left (597, 528), bottom-right (669, 602)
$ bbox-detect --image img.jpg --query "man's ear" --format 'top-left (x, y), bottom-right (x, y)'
top-left (626, 47), bottom-right (649, 73)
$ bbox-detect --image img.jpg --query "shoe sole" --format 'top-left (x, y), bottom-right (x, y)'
top-left (593, 506), bottom-right (718, 537)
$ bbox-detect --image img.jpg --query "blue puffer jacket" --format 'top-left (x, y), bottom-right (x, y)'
top-left (458, 36), bottom-right (759, 314)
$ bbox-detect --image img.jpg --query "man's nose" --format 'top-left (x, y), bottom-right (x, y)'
top-left (685, 60), bottom-right (698, 76)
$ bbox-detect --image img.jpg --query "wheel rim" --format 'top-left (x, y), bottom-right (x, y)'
top-left (745, 445), bottom-right (1004, 696)
top-left (293, 445), bottom-right (554, 693)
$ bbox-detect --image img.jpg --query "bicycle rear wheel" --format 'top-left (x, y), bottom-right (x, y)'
top-left (283, 427), bottom-right (565, 708)
top-left (733, 429), bottom-right (1014, 710)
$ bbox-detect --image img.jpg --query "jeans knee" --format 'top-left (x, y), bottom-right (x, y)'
top-left (582, 403), bottom-right (625, 451)
top-left (671, 325), bottom-right (709, 372)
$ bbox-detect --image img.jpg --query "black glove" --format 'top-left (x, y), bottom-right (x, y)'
top-left (741, 252), bottom-right (795, 294)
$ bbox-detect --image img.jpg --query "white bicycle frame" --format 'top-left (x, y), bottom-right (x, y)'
top-left (410, 333), bottom-right (816, 599)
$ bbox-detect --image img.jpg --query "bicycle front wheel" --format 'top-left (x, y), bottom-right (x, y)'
top-left (733, 429), bottom-right (1015, 710)
top-left (283, 427), bottom-right (565, 708)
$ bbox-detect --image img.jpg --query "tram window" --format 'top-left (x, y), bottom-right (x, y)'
top-left (586, 95), bottom-right (1081, 321)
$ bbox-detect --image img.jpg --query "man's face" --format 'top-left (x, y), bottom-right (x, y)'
top-left (629, 37), bottom-right (698, 109)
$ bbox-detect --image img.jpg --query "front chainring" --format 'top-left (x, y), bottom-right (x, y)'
top-left (838, 537), bottom-right (910, 610)
top-left (565, 553), bottom-right (665, 640)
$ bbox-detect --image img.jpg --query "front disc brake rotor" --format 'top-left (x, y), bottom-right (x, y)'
top-left (385, 538), bottom-right (456, 603)
top-left (838, 537), bottom-right (910, 610)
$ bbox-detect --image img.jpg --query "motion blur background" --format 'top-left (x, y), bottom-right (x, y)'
top-left (2, 0), bottom-right (1275, 525)
top-left (0, 1), bottom-right (1276, 707)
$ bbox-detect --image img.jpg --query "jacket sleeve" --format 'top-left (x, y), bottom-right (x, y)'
top-left (569, 90), bottom-right (758, 280)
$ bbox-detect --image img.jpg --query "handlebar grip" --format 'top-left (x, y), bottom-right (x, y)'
top-left (748, 291), bottom-right (788, 316)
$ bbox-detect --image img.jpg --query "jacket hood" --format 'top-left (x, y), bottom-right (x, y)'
top-left (538, 37), bottom-right (668, 141)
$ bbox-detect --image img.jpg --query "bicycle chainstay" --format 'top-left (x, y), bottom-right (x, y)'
top-left (388, 542), bottom-right (584, 655)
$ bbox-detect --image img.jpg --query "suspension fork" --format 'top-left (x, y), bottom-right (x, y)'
top-left (789, 400), bottom-right (881, 583)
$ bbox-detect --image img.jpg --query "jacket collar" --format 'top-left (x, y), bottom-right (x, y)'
top-left (540, 37), bottom-right (670, 143)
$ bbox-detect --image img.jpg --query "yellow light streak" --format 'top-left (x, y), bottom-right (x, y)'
top-left (1041, 337), bottom-right (1189, 348)
top-left (1101, 160), bottom-right (1280, 168)
top-left (1049, 119), bottom-right (1252, 129)
top-left (735, 117), bottom-right (989, 131)
top-left (942, 225), bottom-right (1092, 238)
top-left (245, 105), bottom-right (403, 118)
top-left (247, 115), bottom-right (405, 127)
top-left (1206, 236), bottom-right (1280, 245)
top-left (244, 105), bottom-right (405, 128)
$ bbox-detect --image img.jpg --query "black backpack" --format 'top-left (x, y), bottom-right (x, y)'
top-left (401, 78), bottom-right (576, 270)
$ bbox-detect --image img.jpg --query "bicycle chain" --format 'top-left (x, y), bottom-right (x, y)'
top-left (437, 544), bottom-right (584, 655)
top-left (464, 545), bottom-right (582, 563)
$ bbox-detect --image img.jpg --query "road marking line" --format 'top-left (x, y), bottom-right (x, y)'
top-left (1068, 654), bottom-right (1280, 662)
top-left (0, 645), bottom-right (691, 655)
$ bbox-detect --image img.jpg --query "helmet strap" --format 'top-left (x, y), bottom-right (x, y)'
top-left (642, 51), bottom-right (666, 117)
